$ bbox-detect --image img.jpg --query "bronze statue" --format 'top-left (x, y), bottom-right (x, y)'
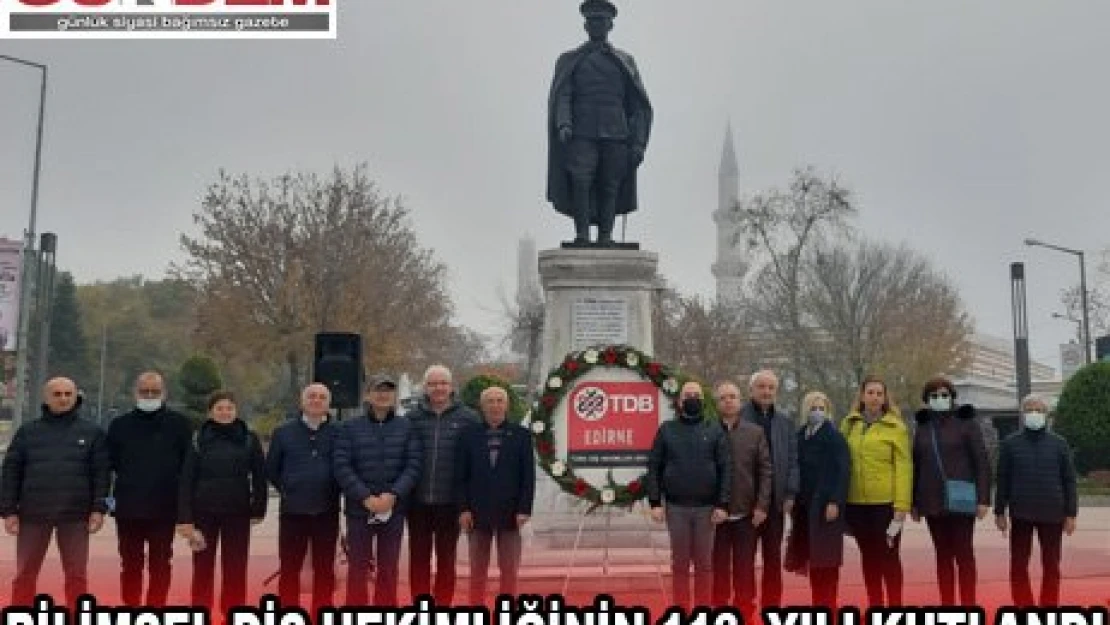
top-left (546, 0), bottom-right (653, 247)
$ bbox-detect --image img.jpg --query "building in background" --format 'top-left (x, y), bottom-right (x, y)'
top-left (952, 332), bottom-right (1057, 409)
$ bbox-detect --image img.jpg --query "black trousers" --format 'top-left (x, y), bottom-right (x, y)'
top-left (1010, 519), bottom-right (1064, 607)
top-left (11, 521), bottom-right (88, 607)
top-left (407, 502), bottom-right (462, 605)
top-left (809, 566), bottom-right (839, 609)
top-left (192, 515), bottom-right (251, 611)
top-left (925, 515), bottom-right (977, 606)
top-left (278, 512), bottom-right (340, 610)
top-left (712, 518), bottom-right (757, 608)
top-left (845, 504), bottom-right (903, 606)
top-left (116, 518), bottom-right (176, 607)
top-left (754, 509), bottom-right (785, 607)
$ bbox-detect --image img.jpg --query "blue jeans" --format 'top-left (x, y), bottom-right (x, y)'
top-left (345, 512), bottom-right (404, 606)
top-left (11, 520), bottom-right (89, 607)
top-left (666, 505), bottom-right (714, 608)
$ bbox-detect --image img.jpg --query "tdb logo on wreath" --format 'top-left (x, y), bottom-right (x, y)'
top-left (573, 386), bottom-right (608, 422)
top-left (567, 380), bottom-right (659, 467)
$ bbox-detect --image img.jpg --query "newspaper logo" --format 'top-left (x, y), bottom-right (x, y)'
top-left (1, 0), bottom-right (336, 40)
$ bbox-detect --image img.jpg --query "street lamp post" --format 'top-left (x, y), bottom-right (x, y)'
top-left (1024, 238), bottom-right (1093, 365)
top-left (1, 54), bottom-right (47, 429)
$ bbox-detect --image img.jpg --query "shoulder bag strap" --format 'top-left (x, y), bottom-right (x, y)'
top-left (929, 421), bottom-right (949, 481)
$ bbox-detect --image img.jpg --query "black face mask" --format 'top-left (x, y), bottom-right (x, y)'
top-left (680, 397), bottom-right (703, 419)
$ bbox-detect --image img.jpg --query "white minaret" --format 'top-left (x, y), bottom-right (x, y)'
top-left (712, 123), bottom-right (748, 305)
top-left (516, 235), bottom-right (542, 310)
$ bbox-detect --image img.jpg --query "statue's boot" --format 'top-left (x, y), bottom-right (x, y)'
top-left (596, 188), bottom-right (618, 246)
top-left (571, 179), bottom-right (593, 244)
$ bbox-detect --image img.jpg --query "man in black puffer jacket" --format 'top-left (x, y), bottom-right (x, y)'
top-left (107, 371), bottom-right (193, 607)
top-left (1, 377), bottom-right (110, 607)
top-left (994, 393), bottom-right (1078, 607)
top-left (266, 383), bottom-right (341, 612)
top-left (406, 365), bottom-right (478, 605)
top-left (334, 374), bottom-right (422, 606)
top-left (647, 381), bottom-right (732, 609)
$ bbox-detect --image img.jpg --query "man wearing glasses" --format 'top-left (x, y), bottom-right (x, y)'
top-left (333, 374), bottom-right (422, 606)
top-left (106, 371), bottom-right (193, 606)
top-left (0, 377), bottom-right (111, 607)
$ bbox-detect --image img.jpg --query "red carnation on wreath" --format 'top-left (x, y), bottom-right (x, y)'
top-left (541, 394), bottom-right (557, 409)
top-left (564, 360), bottom-right (579, 373)
top-left (537, 440), bottom-right (554, 456)
top-left (646, 362), bottom-right (662, 378)
top-left (602, 349), bottom-right (618, 365)
top-left (574, 479), bottom-right (589, 496)
top-left (627, 480), bottom-right (642, 495)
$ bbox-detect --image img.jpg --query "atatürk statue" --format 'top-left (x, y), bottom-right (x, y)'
top-left (546, 0), bottom-right (653, 247)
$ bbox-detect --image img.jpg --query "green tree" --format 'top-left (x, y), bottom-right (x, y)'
top-left (461, 374), bottom-right (527, 424)
top-left (1053, 362), bottom-right (1110, 473)
top-left (178, 354), bottom-right (223, 428)
top-left (48, 272), bottom-right (90, 386)
top-left (76, 276), bottom-right (196, 414)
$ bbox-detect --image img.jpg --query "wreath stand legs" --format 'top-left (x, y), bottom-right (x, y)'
top-left (558, 503), bottom-right (670, 605)
top-left (559, 504), bottom-right (593, 597)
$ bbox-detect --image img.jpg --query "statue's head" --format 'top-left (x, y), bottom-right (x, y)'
top-left (580, 0), bottom-right (616, 41)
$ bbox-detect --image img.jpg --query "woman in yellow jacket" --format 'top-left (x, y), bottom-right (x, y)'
top-left (840, 375), bottom-right (912, 607)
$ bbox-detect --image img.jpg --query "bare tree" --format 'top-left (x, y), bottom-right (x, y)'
top-left (1060, 248), bottom-right (1110, 342)
top-left (725, 167), bottom-right (856, 405)
top-left (802, 239), bottom-right (973, 413)
top-left (177, 165), bottom-right (458, 405)
top-left (651, 283), bottom-right (756, 386)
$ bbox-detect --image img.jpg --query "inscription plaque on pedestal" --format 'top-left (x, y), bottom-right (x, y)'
top-left (572, 297), bottom-right (628, 349)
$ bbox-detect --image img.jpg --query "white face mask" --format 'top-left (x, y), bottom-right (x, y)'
top-left (1023, 411), bottom-right (1047, 431)
top-left (136, 398), bottom-right (163, 413)
top-left (928, 395), bottom-right (952, 412)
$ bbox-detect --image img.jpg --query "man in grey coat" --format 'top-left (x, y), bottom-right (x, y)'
top-left (406, 365), bottom-right (479, 605)
top-left (740, 369), bottom-right (799, 609)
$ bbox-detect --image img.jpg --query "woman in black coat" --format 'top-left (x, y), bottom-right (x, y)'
top-left (911, 376), bottom-right (990, 606)
top-left (176, 390), bottom-right (267, 611)
top-left (786, 391), bottom-right (850, 608)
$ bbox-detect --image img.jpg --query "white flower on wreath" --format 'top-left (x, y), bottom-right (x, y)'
top-left (547, 376), bottom-right (563, 390)
top-left (625, 351), bottom-right (640, 367)
top-left (550, 461), bottom-right (566, 477)
top-left (662, 378), bottom-right (679, 394)
top-left (601, 488), bottom-right (616, 504)
top-left (531, 420), bottom-right (546, 434)
top-left (583, 349), bottom-right (599, 364)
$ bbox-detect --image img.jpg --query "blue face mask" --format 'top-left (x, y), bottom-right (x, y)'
top-left (928, 395), bottom-right (952, 412)
top-left (1023, 411), bottom-right (1047, 431)
top-left (808, 408), bottom-right (825, 426)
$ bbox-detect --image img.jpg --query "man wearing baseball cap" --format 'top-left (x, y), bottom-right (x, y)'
top-left (333, 373), bottom-right (423, 605)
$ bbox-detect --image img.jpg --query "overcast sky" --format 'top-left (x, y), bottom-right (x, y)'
top-left (2, 1), bottom-right (1108, 373)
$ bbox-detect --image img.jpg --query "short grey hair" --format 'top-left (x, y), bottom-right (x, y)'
top-left (479, 386), bottom-right (508, 403)
top-left (423, 364), bottom-right (453, 384)
top-left (1021, 393), bottom-right (1049, 412)
top-left (749, 369), bottom-right (779, 391)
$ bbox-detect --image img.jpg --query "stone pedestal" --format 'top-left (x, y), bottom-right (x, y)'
top-left (537, 247), bottom-right (658, 376)
top-left (531, 247), bottom-right (669, 550)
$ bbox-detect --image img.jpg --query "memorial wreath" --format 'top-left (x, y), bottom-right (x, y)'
top-left (530, 344), bottom-right (692, 509)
